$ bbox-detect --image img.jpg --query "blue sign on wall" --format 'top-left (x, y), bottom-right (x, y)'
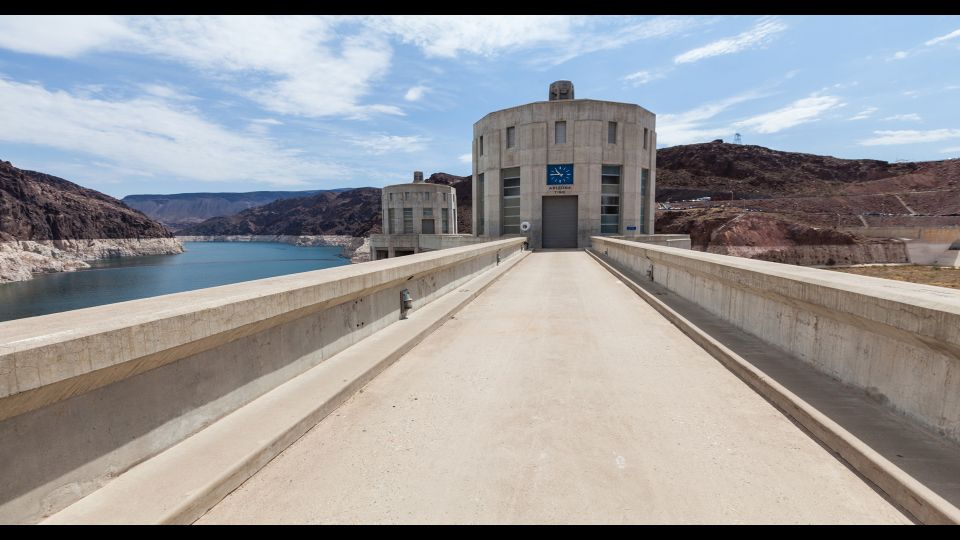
top-left (626, 226), bottom-right (638, 231)
top-left (546, 164), bottom-right (573, 185)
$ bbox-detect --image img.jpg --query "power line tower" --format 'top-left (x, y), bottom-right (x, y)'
top-left (734, 133), bottom-right (742, 144)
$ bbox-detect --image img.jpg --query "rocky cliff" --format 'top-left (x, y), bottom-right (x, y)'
top-left (656, 141), bottom-right (931, 199)
top-left (0, 159), bottom-right (183, 282)
top-left (655, 142), bottom-right (960, 265)
top-left (1, 160), bottom-right (174, 241)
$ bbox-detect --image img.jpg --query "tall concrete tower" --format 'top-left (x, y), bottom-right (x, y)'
top-left (472, 81), bottom-right (657, 249)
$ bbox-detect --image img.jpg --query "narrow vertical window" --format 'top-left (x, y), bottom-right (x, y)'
top-left (641, 168), bottom-right (650, 233)
top-left (555, 121), bottom-right (566, 144)
top-left (608, 122), bottom-right (617, 144)
top-left (388, 208), bottom-right (396, 234)
top-left (501, 167), bottom-right (521, 235)
top-left (643, 128), bottom-right (649, 150)
top-left (479, 136), bottom-right (484, 156)
top-left (477, 173), bottom-right (485, 236)
top-left (424, 192), bottom-right (431, 202)
top-left (601, 165), bottom-right (621, 234)
top-left (506, 126), bottom-right (516, 149)
top-left (442, 208), bottom-right (450, 234)
top-left (403, 208), bottom-right (413, 233)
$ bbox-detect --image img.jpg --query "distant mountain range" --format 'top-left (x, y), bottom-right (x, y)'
top-left (177, 188), bottom-right (384, 237)
top-left (122, 190), bottom-right (352, 232)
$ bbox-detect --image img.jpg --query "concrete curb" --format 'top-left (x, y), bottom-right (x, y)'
top-left (586, 248), bottom-right (960, 525)
top-left (43, 250), bottom-right (531, 525)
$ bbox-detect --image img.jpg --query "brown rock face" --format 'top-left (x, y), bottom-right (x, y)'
top-left (656, 142), bottom-right (929, 199)
top-left (655, 142), bottom-right (960, 264)
top-left (0, 160), bottom-right (173, 241)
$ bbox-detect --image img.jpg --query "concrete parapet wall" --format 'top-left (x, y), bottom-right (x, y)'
top-left (0, 238), bottom-right (524, 523)
top-left (592, 236), bottom-right (960, 446)
top-left (607, 234), bottom-right (691, 250)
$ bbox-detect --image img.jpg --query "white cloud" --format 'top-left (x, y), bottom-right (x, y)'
top-left (656, 91), bottom-right (768, 146)
top-left (0, 15), bottom-right (134, 57)
top-left (367, 15), bottom-right (571, 58)
top-left (734, 94), bottom-right (845, 134)
top-left (883, 113), bottom-right (922, 122)
top-left (458, 153), bottom-right (472, 164)
top-left (0, 77), bottom-right (347, 186)
top-left (349, 134), bottom-right (430, 155)
top-left (925, 28), bottom-right (960, 46)
top-left (139, 83), bottom-right (197, 101)
top-left (369, 15), bottom-right (702, 65)
top-left (860, 129), bottom-right (960, 146)
top-left (674, 16), bottom-right (787, 64)
top-left (890, 51), bottom-right (909, 60)
top-left (404, 85), bottom-right (428, 101)
top-left (0, 15), bottom-right (398, 119)
top-left (623, 69), bottom-right (667, 86)
top-left (548, 16), bottom-right (703, 65)
top-left (245, 118), bottom-right (283, 136)
top-left (848, 107), bottom-right (878, 120)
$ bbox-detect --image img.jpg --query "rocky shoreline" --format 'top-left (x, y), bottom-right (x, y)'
top-left (176, 235), bottom-right (371, 263)
top-left (0, 238), bottom-right (185, 283)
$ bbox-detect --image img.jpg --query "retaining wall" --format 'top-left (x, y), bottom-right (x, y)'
top-left (592, 236), bottom-right (960, 446)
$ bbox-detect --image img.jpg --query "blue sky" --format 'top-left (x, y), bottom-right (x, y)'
top-left (0, 15), bottom-right (958, 198)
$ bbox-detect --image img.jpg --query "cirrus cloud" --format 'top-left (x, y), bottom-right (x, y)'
top-left (734, 94), bottom-right (845, 134)
top-left (674, 16), bottom-right (787, 64)
top-left (860, 129), bottom-right (960, 146)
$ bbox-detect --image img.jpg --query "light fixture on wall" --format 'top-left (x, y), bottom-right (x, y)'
top-left (400, 289), bottom-right (413, 320)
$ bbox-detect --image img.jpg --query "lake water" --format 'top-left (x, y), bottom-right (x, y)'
top-left (0, 242), bottom-right (350, 322)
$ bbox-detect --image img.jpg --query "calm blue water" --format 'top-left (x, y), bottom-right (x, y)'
top-left (0, 242), bottom-right (350, 322)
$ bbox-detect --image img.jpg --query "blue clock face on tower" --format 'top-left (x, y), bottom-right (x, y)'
top-left (547, 164), bottom-right (573, 185)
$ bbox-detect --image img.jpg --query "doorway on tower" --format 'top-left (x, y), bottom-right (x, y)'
top-left (541, 196), bottom-right (578, 248)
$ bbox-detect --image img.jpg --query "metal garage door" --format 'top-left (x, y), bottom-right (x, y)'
top-left (542, 196), bottom-right (578, 248)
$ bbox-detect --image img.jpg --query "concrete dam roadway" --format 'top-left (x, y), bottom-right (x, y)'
top-left (197, 252), bottom-right (911, 524)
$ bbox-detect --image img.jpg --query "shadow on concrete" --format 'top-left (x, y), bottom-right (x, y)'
top-left (600, 255), bottom-right (960, 517)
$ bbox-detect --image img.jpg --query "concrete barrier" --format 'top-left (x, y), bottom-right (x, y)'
top-left (607, 233), bottom-right (691, 250)
top-left (0, 238), bottom-right (524, 524)
top-left (591, 236), bottom-right (960, 447)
